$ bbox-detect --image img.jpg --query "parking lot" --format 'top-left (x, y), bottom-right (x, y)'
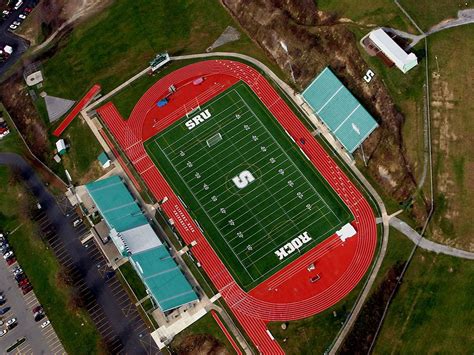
top-left (0, 0), bottom-right (37, 76)
top-left (0, 154), bottom-right (159, 354)
top-left (32, 196), bottom-right (156, 354)
top-left (0, 255), bottom-right (64, 354)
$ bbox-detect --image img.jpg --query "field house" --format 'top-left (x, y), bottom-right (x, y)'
top-left (95, 59), bottom-right (378, 353)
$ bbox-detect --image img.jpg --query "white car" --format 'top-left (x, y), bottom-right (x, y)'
top-left (3, 250), bottom-right (13, 259)
top-left (0, 329), bottom-right (7, 337)
top-left (6, 317), bottom-right (17, 327)
top-left (14, 1), bottom-right (23, 10)
top-left (18, 14), bottom-right (26, 20)
top-left (40, 320), bottom-right (50, 328)
top-left (9, 24), bottom-right (18, 30)
top-left (13, 21), bottom-right (21, 26)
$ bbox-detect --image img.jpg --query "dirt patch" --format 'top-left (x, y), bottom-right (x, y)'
top-left (0, 73), bottom-right (51, 162)
top-left (172, 334), bottom-right (229, 355)
top-left (222, 0), bottom-right (424, 219)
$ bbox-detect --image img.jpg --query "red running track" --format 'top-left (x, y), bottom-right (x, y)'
top-left (53, 84), bottom-right (101, 137)
top-left (97, 60), bottom-right (377, 354)
top-left (211, 310), bottom-right (243, 355)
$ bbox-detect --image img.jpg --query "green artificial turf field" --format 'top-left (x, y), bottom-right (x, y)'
top-left (145, 81), bottom-right (352, 290)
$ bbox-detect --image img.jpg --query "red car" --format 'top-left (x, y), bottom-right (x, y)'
top-left (18, 278), bottom-right (29, 287)
top-left (32, 305), bottom-right (42, 313)
top-left (23, 7), bottom-right (32, 13)
top-left (22, 285), bottom-right (32, 294)
top-left (6, 257), bottom-right (16, 266)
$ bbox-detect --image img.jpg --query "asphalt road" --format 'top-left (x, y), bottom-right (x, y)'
top-left (0, 1), bottom-right (36, 77)
top-left (0, 152), bottom-right (157, 354)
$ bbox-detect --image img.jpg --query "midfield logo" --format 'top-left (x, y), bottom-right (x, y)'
top-left (274, 231), bottom-right (312, 260)
top-left (185, 109), bottom-right (212, 130)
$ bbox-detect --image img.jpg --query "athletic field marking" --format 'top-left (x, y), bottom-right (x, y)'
top-left (145, 81), bottom-right (352, 289)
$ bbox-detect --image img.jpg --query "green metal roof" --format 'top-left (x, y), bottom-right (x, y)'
top-left (131, 246), bottom-right (198, 312)
top-left (302, 67), bottom-right (379, 153)
top-left (97, 152), bottom-right (110, 165)
top-left (85, 176), bottom-right (147, 232)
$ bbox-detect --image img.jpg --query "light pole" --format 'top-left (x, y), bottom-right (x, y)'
top-left (280, 40), bottom-right (296, 84)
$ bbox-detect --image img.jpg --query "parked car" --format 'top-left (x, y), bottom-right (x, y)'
top-left (0, 306), bottom-right (11, 315)
top-left (33, 305), bottom-right (43, 313)
top-left (1, 246), bottom-right (11, 255)
top-left (6, 257), bottom-right (16, 266)
top-left (13, 21), bottom-right (21, 26)
top-left (2, 10), bottom-right (10, 18)
top-left (40, 320), bottom-right (50, 328)
top-left (34, 312), bottom-right (45, 322)
top-left (0, 329), bottom-right (7, 337)
top-left (13, 266), bottom-right (22, 275)
top-left (21, 282), bottom-right (31, 290)
top-left (18, 278), bottom-right (29, 287)
top-left (14, 1), bottom-right (23, 10)
top-left (24, 7), bottom-right (32, 13)
top-left (6, 317), bottom-right (17, 329)
top-left (18, 13), bottom-right (26, 20)
top-left (22, 285), bottom-right (32, 294)
top-left (3, 250), bottom-right (13, 259)
top-left (15, 273), bottom-right (26, 282)
top-left (9, 24), bottom-right (17, 30)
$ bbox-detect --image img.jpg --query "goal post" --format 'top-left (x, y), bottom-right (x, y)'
top-left (185, 98), bottom-right (201, 118)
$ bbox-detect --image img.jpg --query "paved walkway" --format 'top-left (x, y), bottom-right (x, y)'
top-left (389, 9), bottom-right (474, 49)
top-left (390, 217), bottom-right (474, 260)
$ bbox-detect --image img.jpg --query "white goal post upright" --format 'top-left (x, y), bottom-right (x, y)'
top-left (185, 98), bottom-right (201, 118)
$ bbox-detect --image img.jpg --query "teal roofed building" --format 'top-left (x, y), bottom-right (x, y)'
top-left (86, 175), bottom-right (148, 232)
top-left (85, 175), bottom-right (198, 311)
top-left (131, 245), bottom-right (198, 312)
top-left (302, 67), bottom-right (379, 153)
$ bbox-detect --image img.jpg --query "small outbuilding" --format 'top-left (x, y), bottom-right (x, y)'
top-left (367, 28), bottom-right (418, 73)
top-left (97, 152), bottom-right (111, 169)
top-left (55, 139), bottom-right (67, 155)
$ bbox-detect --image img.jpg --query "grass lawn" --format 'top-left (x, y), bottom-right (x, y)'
top-left (145, 81), bottom-right (352, 290)
top-left (317, 0), bottom-right (414, 32)
top-left (169, 312), bottom-right (235, 353)
top-left (0, 168), bottom-right (101, 354)
top-left (374, 240), bottom-right (474, 352)
top-left (398, 0), bottom-right (469, 31)
top-left (424, 26), bottom-right (474, 250)
top-left (41, 0), bottom-right (278, 101)
top-left (59, 116), bottom-right (103, 184)
top-left (119, 261), bottom-right (148, 300)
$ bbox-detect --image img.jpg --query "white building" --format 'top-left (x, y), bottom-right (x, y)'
top-left (368, 28), bottom-right (418, 73)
